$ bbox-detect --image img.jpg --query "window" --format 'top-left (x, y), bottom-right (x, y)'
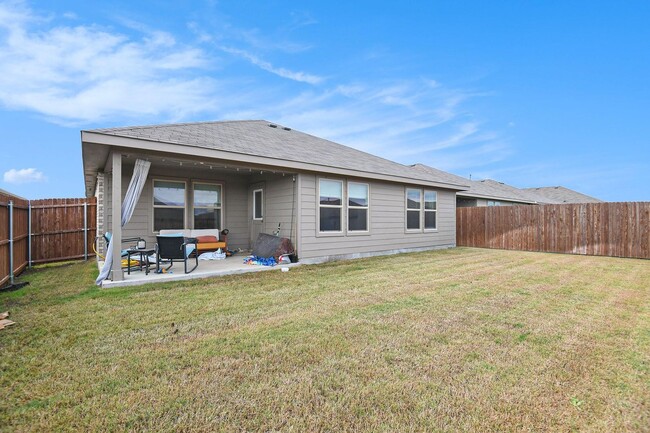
top-left (424, 191), bottom-right (437, 230)
top-left (193, 183), bottom-right (222, 229)
top-left (153, 180), bottom-right (185, 231)
top-left (319, 179), bottom-right (343, 232)
top-left (253, 189), bottom-right (263, 220)
top-left (348, 182), bottom-right (369, 232)
top-left (406, 188), bottom-right (421, 230)
top-left (487, 200), bottom-right (501, 207)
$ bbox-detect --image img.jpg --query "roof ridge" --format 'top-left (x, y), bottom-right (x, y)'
top-left (290, 128), bottom-right (423, 172)
top-left (87, 119), bottom-right (268, 133)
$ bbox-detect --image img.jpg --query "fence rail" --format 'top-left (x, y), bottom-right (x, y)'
top-left (1, 192), bottom-right (96, 288)
top-left (457, 202), bottom-right (650, 259)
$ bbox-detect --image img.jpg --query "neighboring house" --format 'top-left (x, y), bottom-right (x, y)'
top-left (81, 120), bottom-right (470, 282)
top-left (411, 164), bottom-right (538, 207)
top-left (523, 186), bottom-right (603, 204)
top-left (412, 164), bottom-right (603, 207)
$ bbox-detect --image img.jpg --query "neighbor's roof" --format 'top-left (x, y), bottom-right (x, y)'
top-left (411, 164), bottom-right (539, 204)
top-left (523, 186), bottom-right (603, 204)
top-left (82, 120), bottom-right (469, 190)
top-left (462, 179), bottom-right (541, 204)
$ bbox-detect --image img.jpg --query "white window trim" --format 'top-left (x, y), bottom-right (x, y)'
top-left (346, 181), bottom-right (370, 235)
top-left (152, 178), bottom-right (187, 234)
top-left (192, 181), bottom-right (224, 230)
top-left (424, 190), bottom-right (438, 232)
top-left (405, 187), bottom-right (423, 233)
top-left (252, 188), bottom-right (264, 221)
top-left (317, 178), bottom-right (344, 236)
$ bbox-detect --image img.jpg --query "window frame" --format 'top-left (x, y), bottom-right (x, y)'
top-left (252, 188), bottom-right (264, 221)
top-left (346, 181), bottom-right (370, 235)
top-left (152, 178), bottom-right (187, 233)
top-left (317, 178), bottom-right (344, 236)
top-left (423, 190), bottom-right (438, 231)
top-left (405, 187), bottom-right (423, 232)
top-left (192, 181), bottom-right (223, 230)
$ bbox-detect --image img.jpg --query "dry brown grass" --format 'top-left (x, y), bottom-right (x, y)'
top-left (1, 248), bottom-right (649, 432)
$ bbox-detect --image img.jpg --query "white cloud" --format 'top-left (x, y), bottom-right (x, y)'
top-left (246, 79), bottom-right (501, 167)
top-left (0, 1), bottom-right (505, 177)
top-left (218, 46), bottom-right (324, 84)
top-left (3, 168), bottom-right (46, 184)
top-left (0, 2), bottom-right (218, 124)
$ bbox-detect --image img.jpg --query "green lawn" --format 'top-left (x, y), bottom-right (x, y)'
top-left (1, 248), bottom-right (649, 432)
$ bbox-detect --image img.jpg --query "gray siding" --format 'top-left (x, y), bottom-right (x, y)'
top-left (476, 198), bottom-right (520, 207)
top-left (104, 166), bottom-right (251, 251)
top-left (298, 174), bottom-right (456, 260)
top-left (101, 166), bottom-right (456, 261)
top-left (248, 174), bottom-right (297, 242)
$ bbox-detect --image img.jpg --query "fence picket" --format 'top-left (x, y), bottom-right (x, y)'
top-left (457, 203), bottom-right (650, 259)
top-left (0, 191), bottom-right (97, 287)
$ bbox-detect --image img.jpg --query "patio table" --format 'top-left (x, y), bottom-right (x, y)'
top-left (125, 248), bottom-right (155, 275)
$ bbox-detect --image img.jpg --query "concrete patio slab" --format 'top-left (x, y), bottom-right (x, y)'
top-left (98, 256), bottom-right (300, 288)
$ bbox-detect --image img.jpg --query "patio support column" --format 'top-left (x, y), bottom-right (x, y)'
top-left (111, 152), bottom-right (123, 281)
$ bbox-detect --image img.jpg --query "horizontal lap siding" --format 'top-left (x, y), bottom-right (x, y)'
top-left (105, 168), bottom-right (251, 251)
top-left (298, 174), bottom-right (456, 260)
top-left (259, 176), bottom-right (297, 241)
top-left (225, 181), bottom-right (249, 250)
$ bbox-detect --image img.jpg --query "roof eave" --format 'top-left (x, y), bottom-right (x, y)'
top-left (457, 191), bottom-right (539, 204)
top-left (81, 131), bottom-right (469, 191)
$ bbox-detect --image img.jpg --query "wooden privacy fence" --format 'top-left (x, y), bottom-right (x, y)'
top-left (1, 192), bottom-right (96, 287)
top-left (0, 191), bottom-right (29, 288)
top-left (457, 202), bottom-right (650, 259)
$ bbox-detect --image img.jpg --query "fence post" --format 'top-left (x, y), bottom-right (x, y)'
top-left (8, 200), bottom-right (14, 285)
top-left (28, 200), bottom-right (32, 268)
top-left (83, 202), bottom-right (88, 261)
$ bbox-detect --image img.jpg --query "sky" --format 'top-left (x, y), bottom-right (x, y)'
top-left (0, 0), bottom-right (648, 201)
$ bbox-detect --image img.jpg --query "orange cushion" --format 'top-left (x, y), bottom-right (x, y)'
top-left (197, 242), bottom-right (226, 251)
top-left (195, 235), bottom-right (218, 243)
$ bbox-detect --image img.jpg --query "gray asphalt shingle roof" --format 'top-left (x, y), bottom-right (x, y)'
top-left (412, 164), bottom-right (539, 203)
top-left (523, 186), bottom-right (603, 204)
top-left (89, 120), bottom-right (469, 189)
top-left (465, 179), bottom-right (541, 203)
top-left (409, 163), bottom-right (472, 188)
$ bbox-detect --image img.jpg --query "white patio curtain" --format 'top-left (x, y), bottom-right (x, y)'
top-left (96, 158), bottom-right (151, 285)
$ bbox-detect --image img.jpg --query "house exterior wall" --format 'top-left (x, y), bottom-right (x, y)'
top-left (104, 166), bottom-right (250, 251)
top-left (457, 197), bottom-right (529, 207)
top-left (297, 173), bottom-right (457, 261)
top-left (457, 197), bottom-right (478, 208)
top-left (95, 172), bottom-right (106, 255)
top-left (102, 166), bottom-right (298, 252)
top-left (248, 174), bottom-right (298, 243)
top-left (101, 166), bottom-right (458, 262)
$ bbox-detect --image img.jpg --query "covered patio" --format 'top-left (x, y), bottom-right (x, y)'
top-left (83, 139), bottom-right (299, 287)
top-left (98, 255), bottom-right (299, 288)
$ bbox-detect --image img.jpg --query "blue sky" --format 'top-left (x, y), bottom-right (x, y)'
top-left (1, 0), bottom-right (648, 201)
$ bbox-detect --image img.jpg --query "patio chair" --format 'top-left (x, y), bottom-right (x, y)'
top-left (93, 232), bottom-right (146, 270)
top-left (155, 235), bottom-right (198, 274)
